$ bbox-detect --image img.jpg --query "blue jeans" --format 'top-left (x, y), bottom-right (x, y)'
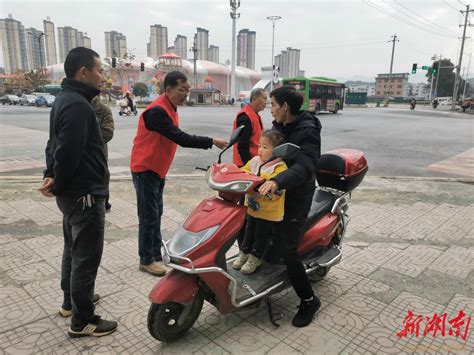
top-left (132, 170), bottom-right (165, 265)
top-left (56, 195), bottom-right (105, 328)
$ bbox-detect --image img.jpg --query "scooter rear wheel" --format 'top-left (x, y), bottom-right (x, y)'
top-left (147, 292), bottom-right (204, 342)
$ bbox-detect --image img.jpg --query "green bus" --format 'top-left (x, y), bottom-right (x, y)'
top-left (281, 77), bottom-right (345, 114)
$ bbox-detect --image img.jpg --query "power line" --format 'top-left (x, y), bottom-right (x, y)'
top-left (442, 0), bottom-right (461, 12)
top-left (392, 0), bottom-right (459, 36)
top-left (363, 0), bottom-right (458, 38)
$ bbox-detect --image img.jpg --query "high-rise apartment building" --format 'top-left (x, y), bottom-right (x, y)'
top-left (25, 27), bottom-right (46, 70)
top-left (43, 17), bottom-right (57, 65)
top-left (82, 33), bottom-right (91, 49)
top-left (237, 29), bottom-right (256, 70)
top-left (105, 31), bottom-right (127, 58)
top-left (0, 15), bottom-right (28, 73)
top-left (174, 35), bottom-right (187, 59)
top-left (57, 26), bottom-right (89, 62)
top-left (194, 27), bottom-right (208, 60)
top-left (208, 45), bottom-right (219, 63)
top-left (148, 24), bottom-right (168, 58)
top-left (275, 47), bottom-right (300, 78)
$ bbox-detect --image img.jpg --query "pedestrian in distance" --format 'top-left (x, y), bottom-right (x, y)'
top-left (91, 95), bottom-right (114, 211)
top-left (232, 88), bottom-right (268, 248)
top-left (39, 47), bottom-right (117, 338)
top-left (259, 85), bottom-right (323, 328)
top-left (232, 130), bottom-right (288, 274)
top-left (130, 71), bottom-right (228, 277)
top-left (232, 88), bottom-right (267, 167)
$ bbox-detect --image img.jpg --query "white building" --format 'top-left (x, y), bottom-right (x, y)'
top-left (410, 82), bottom-right (430, 100)
top-left (43, 17), bottom-right (57, 65)
top-left (105, 31), bottom-right (127, 58)
top-left (148, 25), bottom-right (168, 58)
top-left (237, 29), bottom-right (256, 70)
top-left (275, 47), bottom-right (300, 78)
top-left (194, 27), bottom-right (209, 60)
top-left (208, 45), bottom-right (219, 63)
top-left (174, 35), bottom-right (187, 59)
top-left (347, 83), bottom-right (376, 97)
top-left (57, 26), bottom-right (90, 63)
top-left (0, 15), bottom-right (28, 73)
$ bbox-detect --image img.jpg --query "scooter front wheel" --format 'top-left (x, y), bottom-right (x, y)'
top-left (147, 292), bottom-right (204, 342)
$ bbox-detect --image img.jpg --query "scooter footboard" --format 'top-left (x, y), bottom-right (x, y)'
top-left (148, 270), bottom-right (199, 304)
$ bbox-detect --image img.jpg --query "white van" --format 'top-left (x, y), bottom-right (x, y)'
top-left (437, 97), bottom-right (453, 106)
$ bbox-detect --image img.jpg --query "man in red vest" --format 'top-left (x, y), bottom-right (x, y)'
top-left (232, 88), bottom-right (268, 167)
top-left (130, 71), bottom-right (227, 276)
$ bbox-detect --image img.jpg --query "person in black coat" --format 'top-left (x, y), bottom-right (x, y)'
top-left (259, 86), bottom-right (322, 328)
top-left (39, 47), bottom-right (117, 338)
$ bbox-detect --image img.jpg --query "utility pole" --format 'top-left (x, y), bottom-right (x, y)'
top-left (189, 44), bottom-right (198, 89)
top-left (462, 52), bottom-right (471, 100)
top-left (267, 16), bottom-right (282, 92)
top-left (429, 54), bottom-right (437, 102)
top-left (386, 34), bottom-right (399, 103)
top-left (434, 54), bottom-right (442, 98)
top-left (452, 4), bottom-right (473, 111)
top-left (230, 0), bottom-right (240, 101)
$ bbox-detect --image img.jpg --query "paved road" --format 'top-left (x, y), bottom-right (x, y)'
top-left (0, 105), bottom-right (472, 177)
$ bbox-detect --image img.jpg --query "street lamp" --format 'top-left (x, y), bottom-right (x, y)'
top-left (230, 0), bottom-right (240, 101)
top-left (266, 16), bottom-right (281, 92)
top-left (27, 31), bottom-right (46, 91)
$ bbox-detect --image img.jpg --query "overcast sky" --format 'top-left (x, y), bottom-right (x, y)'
top-left (1, 0), bottom-right (472, 82)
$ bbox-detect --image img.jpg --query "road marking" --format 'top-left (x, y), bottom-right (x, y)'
top-left (426, 148), bottom-right (474, 178)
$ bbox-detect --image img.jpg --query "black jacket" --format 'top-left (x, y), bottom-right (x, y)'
top-left (272, 111), bottom-right (322, 219)
top-left (44, 79), bottom-right (109, 197)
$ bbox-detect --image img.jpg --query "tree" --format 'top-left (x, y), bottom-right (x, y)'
top-left (24, 69), bottom-right (48, 92)
top-left (426, 58), bottom-right (468, 99)
top-left (133, 82), bottom-right (148, 98)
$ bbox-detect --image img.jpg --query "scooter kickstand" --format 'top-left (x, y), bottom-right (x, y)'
top-left (266, 297), bottom-right (283, 327)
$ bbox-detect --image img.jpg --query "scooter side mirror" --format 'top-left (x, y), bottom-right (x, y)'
top-left (228, 125), bottom-right (245, 147)
top-left (271, 143), bottom-right (300, 159)
top-left (218, 125), bottom-right (245, 164)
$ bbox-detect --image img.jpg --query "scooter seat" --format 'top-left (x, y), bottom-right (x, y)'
top-left (303, 190), bottom-right (336, 231)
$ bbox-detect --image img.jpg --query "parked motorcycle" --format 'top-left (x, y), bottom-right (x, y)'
top-left (147, 126), bottom-right (368, 342)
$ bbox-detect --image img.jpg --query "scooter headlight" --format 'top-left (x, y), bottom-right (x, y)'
top-left (206, 169), bottom-right (253, 192)
top-left (167, 225), bottom-right (220, 257)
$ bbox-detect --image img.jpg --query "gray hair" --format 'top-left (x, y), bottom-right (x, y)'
top-left (250, 88), bottom-right (267, 102)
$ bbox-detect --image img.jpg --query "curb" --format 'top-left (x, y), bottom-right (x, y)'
top-left (1, 174), bottom-right (472, 184)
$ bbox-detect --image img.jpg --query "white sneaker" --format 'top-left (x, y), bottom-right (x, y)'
top-left (232, 252), bottom-right (249, 270)
top-left (240, 254), bottom-right (262, 274)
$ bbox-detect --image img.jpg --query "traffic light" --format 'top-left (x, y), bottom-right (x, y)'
top-left (432, 66), bottom-right (438, 74)
top-left (411, 63), bottom-right (417, 74)
top-left (140, 62), bottom-right (145, 71)
top-left (111, 57), bottom-right (116, 68)
top-left (421, 66), bottom-right (429, 70)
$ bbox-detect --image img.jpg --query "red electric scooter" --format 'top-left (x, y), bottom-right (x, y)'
top-left (147, 126), bottom-right (368, 342)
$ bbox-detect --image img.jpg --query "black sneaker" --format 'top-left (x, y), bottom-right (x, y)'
top-left (59, 293), bottom-right (101, 317)
top-left (105, 203), bottom-right (112, 212)
top-left (68, 315), bottom-right (117, 338)
top-left (292, 295), bottom-right (321, 327)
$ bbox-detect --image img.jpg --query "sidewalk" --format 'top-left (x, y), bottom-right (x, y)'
top-left (0, 176), bottom-right (473, 354)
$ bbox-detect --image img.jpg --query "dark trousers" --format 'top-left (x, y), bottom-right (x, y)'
top-left (132, 170), bottom-right (165, 265)
top-left (241, 216), bottom-right (274, 258)
top-left (56, 196), bottom-right (105, 328)
top-left (278, 216), bottom-right (314, 300)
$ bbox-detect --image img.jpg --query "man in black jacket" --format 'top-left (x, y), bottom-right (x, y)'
top-left (259, 86), bottom-right (322, 328)
top-left (39, 47), bottom-right (117, 338)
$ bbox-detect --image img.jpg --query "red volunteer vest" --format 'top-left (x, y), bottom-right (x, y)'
top-left (232, 105), bottom-right (263, 166)
top-left (130, 94), bottom-right (179, 178)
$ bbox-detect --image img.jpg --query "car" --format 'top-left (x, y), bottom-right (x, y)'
top-left (240, 97), bottom-right (250, 108)
top-left (0, 94), bottom-right (20, 105)
top-left (36, 95), bottom-right (55, 107)
top-left (19, 94), bottom-right (37, 106)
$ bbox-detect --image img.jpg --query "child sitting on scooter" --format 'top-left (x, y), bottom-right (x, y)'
top-left (232, 130), bottom-right (288, 274)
